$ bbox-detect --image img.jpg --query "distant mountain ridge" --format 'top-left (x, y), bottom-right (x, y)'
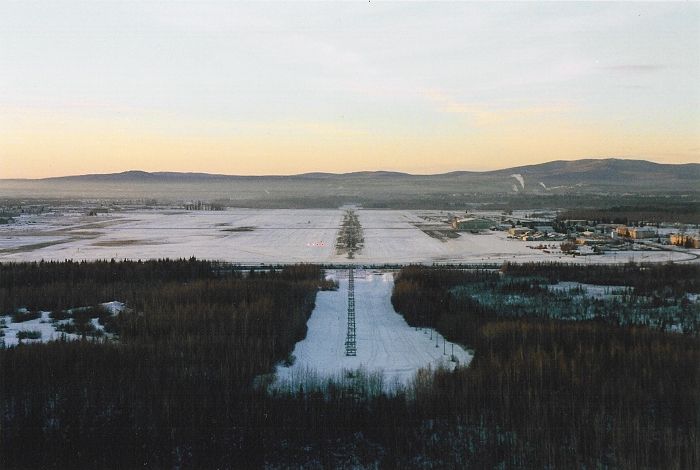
top-left (485, 159), bottom-right (700, 190)
top-left (491, 159), bottom-right (700, 180)
top-left (37, 169), bottom-right (416, 181)
top-left (1, 158), bottom-right (698, 201)
top-left (24, 158), bottom-right (699, 183)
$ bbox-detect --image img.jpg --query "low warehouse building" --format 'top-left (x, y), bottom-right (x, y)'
top-left (629, 227), bottom-right (657, 239)
top-left (508, 226), bottom-right (531, 237)
top-left (452, 217), bottom-right (493, 231)
top-left (617, 226), bottom-right (658, 239)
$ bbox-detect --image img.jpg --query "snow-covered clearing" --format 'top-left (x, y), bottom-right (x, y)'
top-left (1, 209), bottom-right (696, 264)
top-left (0, 311), bottom-right (77, 347)
top-left (548, 282), bottom-right (630, 299)
top-left (274, 270), bottom-right (472, 391)
top-left (0, 301), bottom-right (125, 348)
top-left (100, 301), bottom-right (127, 315)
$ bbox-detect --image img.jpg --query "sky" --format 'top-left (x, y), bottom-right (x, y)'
top-left (1, 1), bottom-right (699, 178)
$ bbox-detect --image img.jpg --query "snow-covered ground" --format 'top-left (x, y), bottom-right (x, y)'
top-left (1, 209), bottom-right (696, 264)
top-left (274, 270), bottom-right (472, 391)
top-left (0, 301), bottom-right (125, 347)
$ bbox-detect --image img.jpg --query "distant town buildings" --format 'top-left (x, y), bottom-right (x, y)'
top-left (183, 201), bottom-right (224, 211)
top-left (670, 233), bottom-right (700, 249)
top-left (616, 226), bottom-right (657, 239)
top-left (443, 212), bottom-right (699, 256)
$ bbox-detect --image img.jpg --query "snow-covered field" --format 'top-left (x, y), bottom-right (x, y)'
top-left (274, 270), bottom-right (472, 391)
top-left (1, 209), bottom-right (696, 264)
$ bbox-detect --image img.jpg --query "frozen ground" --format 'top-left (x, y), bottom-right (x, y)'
top-left (1, 209), bottom-right (696, 264)
top-left (274, 270), bottom-right (472, 391)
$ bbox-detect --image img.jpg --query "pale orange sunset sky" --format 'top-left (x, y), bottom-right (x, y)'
top-left (1, 2), bottom-right (699, 178)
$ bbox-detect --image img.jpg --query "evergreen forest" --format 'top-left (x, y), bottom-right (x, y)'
top-left (1, 260), bottom-right (698, 468)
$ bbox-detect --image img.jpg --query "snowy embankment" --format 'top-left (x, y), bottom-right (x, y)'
top-left (274, 270), bottom-right (472, 392)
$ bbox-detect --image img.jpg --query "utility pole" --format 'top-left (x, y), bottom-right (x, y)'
top-left (345, 267), bottom-right (357, 356)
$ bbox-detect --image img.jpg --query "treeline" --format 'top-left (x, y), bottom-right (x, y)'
top-left (391, 267), bottom-right (498, 345)
top-left (558, 202), bottom-right (700, 225)
top-left (0, 259), bottom-right (332, 313)
top-left (391, 266), bottom-right (700, 468)
top-left (0, 258), bottom-right (217, 289)
top-left (501, 261), bottom-right (700, 295)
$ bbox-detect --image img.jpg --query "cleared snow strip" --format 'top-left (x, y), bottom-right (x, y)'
top-left (274, 270), bottom-right (472, 392)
